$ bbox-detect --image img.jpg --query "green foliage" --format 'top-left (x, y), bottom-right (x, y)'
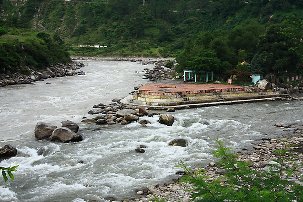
top-left (0, 165), bottom-right (18, 183)
top-left (1, 0), bottom-right (303, 74)
top-left (0, 29), bottom-right (70, 74)
top-left (182, 141), bottom-right (303, 202)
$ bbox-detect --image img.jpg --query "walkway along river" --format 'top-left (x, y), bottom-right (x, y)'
top-left (0, 60), bottom-right (302, 201)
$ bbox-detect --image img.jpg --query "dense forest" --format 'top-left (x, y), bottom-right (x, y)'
top-left (0, 0), bottom-right (302, 79)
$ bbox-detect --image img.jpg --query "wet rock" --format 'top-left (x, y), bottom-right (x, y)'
top-left (175, 170), bottom-right (186, 175)
top-left (120, 120), bottom-right (129, 125)
top-left (135, 148), bottom-right (145, 153)
top-left (139, 145), bottom-right (148, 148)
top-left (0, 145), bottom-right (17, 160)
top-left (93, 103), bottom-right (106, 108)
top-left (88, 108), bottom-right (104, 115)
top-left (50, 127), bottom-right (83, 143)
top-left (107, 120), bottom-right (116, 125)
top-left (95, 119), bottom-right (107, 125)
top-left (112, 98), bottom-right (121, 103)
top-left (81, 118), bottom-right (95, 124)
top-left (104, 196), bottom-right (117, 201)
top-left (135, 187), bottom-right (151, 195)
top-left (159, 114), bottom-right (175, 126)
top-left (139, 119), bottom-right (151, 125)
top-left (138, 107), bottom-right (149, 116)
top-left (116, 109), bottom-right (136, 117)
top-left (203, 121), bottom-right (210, 125)
top-left (37, 147), bottom-right (45, 156)
top-left (124, 114), bottom-right (139, 122)
top-left (61, 120), bottom-right (79, 133)
top-left (35, 122), bottom-right (57, 140)
top-left (166, 108), bottom-right (175, 112)
top-left (168, 139), bottom-right (188, 147)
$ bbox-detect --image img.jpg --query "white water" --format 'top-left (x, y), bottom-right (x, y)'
top-left (0, 60), bottom-right (302, 201)
top-left (0, 60), bottom-right (149, 142)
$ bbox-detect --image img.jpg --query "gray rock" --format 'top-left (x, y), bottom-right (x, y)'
top-left (124, 114), bottom-right (139, 122)
top-left (88, 108), bottom-right (104, 115)
top-left (139, 119), bottom-right (151, 125)
top-left (50, 127), bottom-right (83, 143)
top-left (169, 139), bottom-right (188, 147)
top-left (35, 122), bottom-right (57, 140)
top-left (138, 107), bottom-right (149, 116)
top-left (61, 120), bottom-right (79, 133)
top-left (0, 145), bottom-right (17, 160)
top-left (112, 98), bottom-right (121, 103)
top-left (120, 120), bottom-right (129, 125)
top-left (159, 114), bottom-right (175, 126)
top-left (116, 109), bottom-right (136, 117)
top-left (96, 119), bottom-right (107, 125)
top-left (135, 148), bottom-right (145, 153)
top-left (166, 108), bottom-right (175, 112)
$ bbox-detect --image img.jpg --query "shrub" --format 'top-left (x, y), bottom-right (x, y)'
top-left (182, 141), bottom-right (303, 202)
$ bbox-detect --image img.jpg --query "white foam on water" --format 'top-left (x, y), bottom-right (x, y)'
top-left (27, 182), bottom-right (86, 202)
top-left (0, 186), bottom-right (18, 202)
top-left (72, 198), bottom-right (86, 202)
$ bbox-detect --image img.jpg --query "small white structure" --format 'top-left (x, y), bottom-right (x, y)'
top-left (251, 74), bottom-right (261, 85)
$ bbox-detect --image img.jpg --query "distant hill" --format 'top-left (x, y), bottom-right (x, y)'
top-left (1, 0), bottom-right (302, 79)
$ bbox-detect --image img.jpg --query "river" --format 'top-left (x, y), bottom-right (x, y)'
top-left (0, 60), bottom-right (302, 201)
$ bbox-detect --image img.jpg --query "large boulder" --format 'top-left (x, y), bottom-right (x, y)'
top-left (61, 120), bottom-right (79, 133)
top-left (0, 145), bottom-right (17, 160)
top-left (124, 114), bottom-right (139, 122)
top-left (169, 139), bottom-right (188, 147)
top-left (159, 114), bottom-right (175, 126)
top-left (35, 122), bottom-right (57, 140)
top-left (50, 127), bottom-right (83, 143)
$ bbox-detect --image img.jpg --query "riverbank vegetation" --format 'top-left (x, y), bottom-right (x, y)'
top-left (181, 141), bottom-right (303, 202)
top-left (0, 27), bottom-right (70, 74)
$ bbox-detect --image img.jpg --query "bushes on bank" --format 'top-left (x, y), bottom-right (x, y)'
top-left (182, 141), bottom-right (303, 202)
top-left (0, 29), bottom-right (70, 74)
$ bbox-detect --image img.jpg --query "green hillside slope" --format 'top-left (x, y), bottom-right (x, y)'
top-left (1, 0), bottom-right (302, 78)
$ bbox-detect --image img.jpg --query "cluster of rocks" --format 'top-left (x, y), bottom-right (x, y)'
top-left (130, 123), bottom-right (303, 202)
top-left (0, 62), bottom-right (85, 87)
top-left (143, 61), bottom-right (175, 81)
top-left (34, 120), bottom-right (82, 143)
top-left (82, 99), bottom-right (175, 127)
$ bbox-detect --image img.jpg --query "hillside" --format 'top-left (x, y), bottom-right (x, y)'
top-left (0, 28), bottom-right (70, 74)
top-left (0, 0), bottom-right (303, 80)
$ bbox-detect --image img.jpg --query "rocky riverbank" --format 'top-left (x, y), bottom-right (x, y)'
top-left (0, 61), bottom-right (85, 87)
top-left (129, 122), bottom-right (303, 202)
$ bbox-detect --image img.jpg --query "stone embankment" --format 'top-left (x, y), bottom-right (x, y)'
top-left (0, 61), bottom-right (85, 87)
top-left (130, 123), bottom-right (303, 202)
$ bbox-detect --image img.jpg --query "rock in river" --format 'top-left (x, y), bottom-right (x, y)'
top-left (116, 109), bottom-right (136, 117)
top-left (124, 114), bottom-right (139, 122)
top-left (169, 139), bottom-right (188, 147)
top-left (50, 127), bottom-right (83, 143)
top-left (0, 145), bottom-right (17, 160)
top-left (61, 120), bottom-right (79, 133)
top-left (35, 122), bottom-right (57, 140)
top-left (159, 114), bottom-right (175, 126)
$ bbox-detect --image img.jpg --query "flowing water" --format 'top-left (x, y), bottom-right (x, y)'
top-left (0, 60), bottom-right (302, 201)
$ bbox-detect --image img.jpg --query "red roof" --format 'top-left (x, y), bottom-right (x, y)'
top-left (138, 83), bottom-right (244, 94)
